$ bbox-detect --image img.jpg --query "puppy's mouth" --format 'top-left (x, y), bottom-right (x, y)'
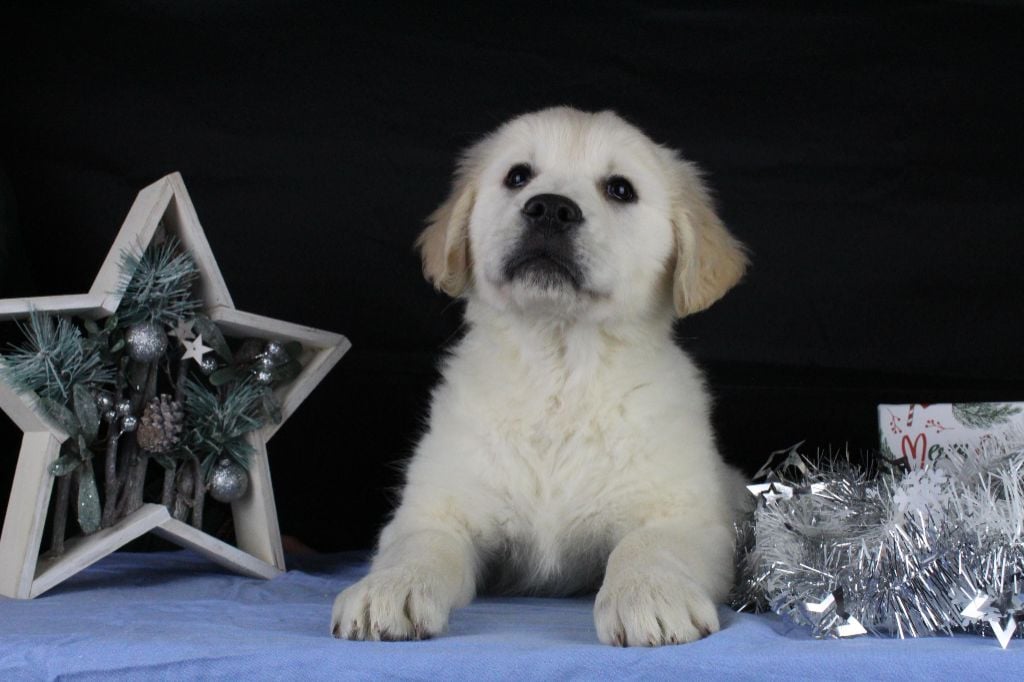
top-left (503, 250), bottom-right (583, 291)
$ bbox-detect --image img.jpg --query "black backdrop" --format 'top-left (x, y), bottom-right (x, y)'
top-left (1, 1), bottom-right (1022, 551)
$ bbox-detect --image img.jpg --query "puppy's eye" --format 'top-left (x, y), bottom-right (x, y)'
top-left (605, 176), bottom-right (637, 203)
top-left (504, 164), bottom-right (533, 189)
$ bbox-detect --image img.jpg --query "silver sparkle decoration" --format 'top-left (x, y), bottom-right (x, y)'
top-left (263, 341), bottom-right (288, 365)
top-left (199, 356), bottom-right (218, 375)
top-left (95, 392), bottom-right (114, 413)
top-left (125, 322), bottom-right (169, 362)
top-left (208, 458), bottom-right (249, 503)
top-left (254, 368), bottom-right (273, 385)
top-left (121, 415), bottom-right (138, 432)
top-left (731, 433), bottom-right (1024, 646)
top-left (116, 399), bottom-right (132, 417)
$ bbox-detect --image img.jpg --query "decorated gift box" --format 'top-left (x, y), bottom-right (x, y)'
top-left (878, 402), bottom-right (1024, 469)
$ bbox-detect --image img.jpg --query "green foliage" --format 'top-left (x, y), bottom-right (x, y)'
top-left (0, 311), bottom-right (113, 402)
top-left (182, 377), bottom-right (274, 473)
top-left (82, 313), bottom-right (125, 364)
top-left (116, 235), bottom-right (201, 326)
top-left (952, 403), bottom-right (1022, 429)
top-left (77, 462), bottom-right (101, 534)
top-left (193, 315), bottom-right (232, 362)
top-left (49, 454), bottom-right (82, 477)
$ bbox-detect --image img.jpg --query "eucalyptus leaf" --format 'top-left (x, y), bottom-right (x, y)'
top-left (77, 435), bottom-right (90, 458)
top-left (48, 454), bottom-right (82, 477)
top-left (261, 389), bottom-right (282, 424)
top-left (37, 397), bottom-right (80, 437)
top-left (83, 318), bottom-right (100, 336)
top-left (77, 463), bottom-right (101, 534)
top-left (73, 383), bottom-right (100, 443)
top-left (272, 360), bottom-right (302, 384)
top-left (193, 316), bottom-right (232, 362)
top-left (209, 367), bottom-right (245, 387)
top-left (110, 338), bottom-right (125, 353)
top-left (283, 341), bottom-right (303, 360)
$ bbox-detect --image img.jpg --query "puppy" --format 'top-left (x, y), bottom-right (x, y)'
top-left (332, 107), bottom-right (749, 646)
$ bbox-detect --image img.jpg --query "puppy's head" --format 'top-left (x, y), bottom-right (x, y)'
top-left (417, 107), bottom-right (747, 321)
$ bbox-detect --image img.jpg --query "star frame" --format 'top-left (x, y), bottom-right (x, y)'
top-left (0, 173), bottom-right (350, 598)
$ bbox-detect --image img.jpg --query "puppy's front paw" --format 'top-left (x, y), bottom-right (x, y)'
top-left (594, 571), bottom-right (720, 647)
top-left (331, 567), bottom-right (451, 641)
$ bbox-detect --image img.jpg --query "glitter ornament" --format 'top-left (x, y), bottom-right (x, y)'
top-left (263, 341), bottom-right (288, 366)
top-left (116, 399), bottom-right (132, 417)
top-left (125, 322), bottom-right (168, 362)
top-left (208, 458), bottom-right (249, 503)
top-left (95, 392), bottom-right (114, 413)
top-left (199, 356), bottom-right (218, 375)
top-left (254, 369), bottom-right (273, 385)
top-left (121, 415), bottom-right (138, 432)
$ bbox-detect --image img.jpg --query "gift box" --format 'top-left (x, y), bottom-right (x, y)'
top-left (878, 402), bottom-right (1024, 469)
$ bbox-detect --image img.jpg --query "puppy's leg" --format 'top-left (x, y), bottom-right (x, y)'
top-left (331, 522), bottom-right (477, 641)
top-left (594, 519), bottom-right (734, 646)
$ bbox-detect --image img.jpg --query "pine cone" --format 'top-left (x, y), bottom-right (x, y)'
top-left (137, 394), bottom-right (184, 453)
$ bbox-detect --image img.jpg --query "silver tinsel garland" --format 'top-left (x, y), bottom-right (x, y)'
top-left (733, 433), bottom-right (1024, 647)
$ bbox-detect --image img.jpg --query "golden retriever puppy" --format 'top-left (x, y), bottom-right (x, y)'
top-left (332, 107), bottom-right (749, 646)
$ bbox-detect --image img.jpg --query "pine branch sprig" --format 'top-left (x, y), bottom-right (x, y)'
top-left (0, 310), bottom-right (113, 402)
top-left (116, 235), bottom-right (201, 326)
top-left (183, 377), bottom-right (269, 474)
top-left (952, 403), bottom-right (1023, 429)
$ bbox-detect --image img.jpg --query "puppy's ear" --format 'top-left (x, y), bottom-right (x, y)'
top-left (670, 161), bottom-right (748, 317)
top-left (416, 168), bottom-right (476, 297)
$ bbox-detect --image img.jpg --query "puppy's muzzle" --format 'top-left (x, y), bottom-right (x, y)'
top-left (504, 193), bottom-right (585, 290)
top-left (522, 194), bottom-right (584, 235)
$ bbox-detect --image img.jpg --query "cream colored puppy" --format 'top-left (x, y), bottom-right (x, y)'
top-left (332, 107), bottom-right (749, 646)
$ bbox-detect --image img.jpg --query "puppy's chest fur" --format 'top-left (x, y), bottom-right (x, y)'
top-left (450, 332), bottom-right (672, 595)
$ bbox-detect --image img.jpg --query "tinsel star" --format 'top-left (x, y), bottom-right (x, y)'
top-left (747, 481), bottom-right (793, 505)
top-left (960, 593), bottom-right (1024, 649)
top-left (181, 334), bottom-right (214, 364)
top-left (753, 441), bottom-right (809, 480)
top-left (803, 589), bottom-right (867, 638)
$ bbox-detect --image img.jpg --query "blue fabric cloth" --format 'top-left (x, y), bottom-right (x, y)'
top-left (0, 550), bottom-right (1020, 680)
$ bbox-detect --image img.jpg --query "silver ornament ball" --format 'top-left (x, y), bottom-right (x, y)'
top-left (263, 341), bottom-right (288, 365)
top-left (199, 356), bottom-right (218, 375)
top-left (95, 392), bottom-right (114, 413)
top-left (121, 415), bottom-right (138, 432)
top-left (116, 399), bottom-right (132, 417)
top-left (208, 458), bottom-right (249, 503)
top-left (126, 322), bottom-right (168, 362)
top-left (254, 368), bottom-right (274, 385)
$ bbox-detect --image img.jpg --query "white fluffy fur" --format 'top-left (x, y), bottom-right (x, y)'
top-left (331, 107), bottom-right (749, 647)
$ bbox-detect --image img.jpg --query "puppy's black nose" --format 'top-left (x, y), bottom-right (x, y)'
top-left (522, 194), bottom-right (583, 233)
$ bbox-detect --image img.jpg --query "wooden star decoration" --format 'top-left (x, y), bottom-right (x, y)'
top-left (181, 335), bottom-right (214, 364)
top-left (168, 317), bottom-right (196, 343)
top-left (0, 172), bottom-right (350, 599)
